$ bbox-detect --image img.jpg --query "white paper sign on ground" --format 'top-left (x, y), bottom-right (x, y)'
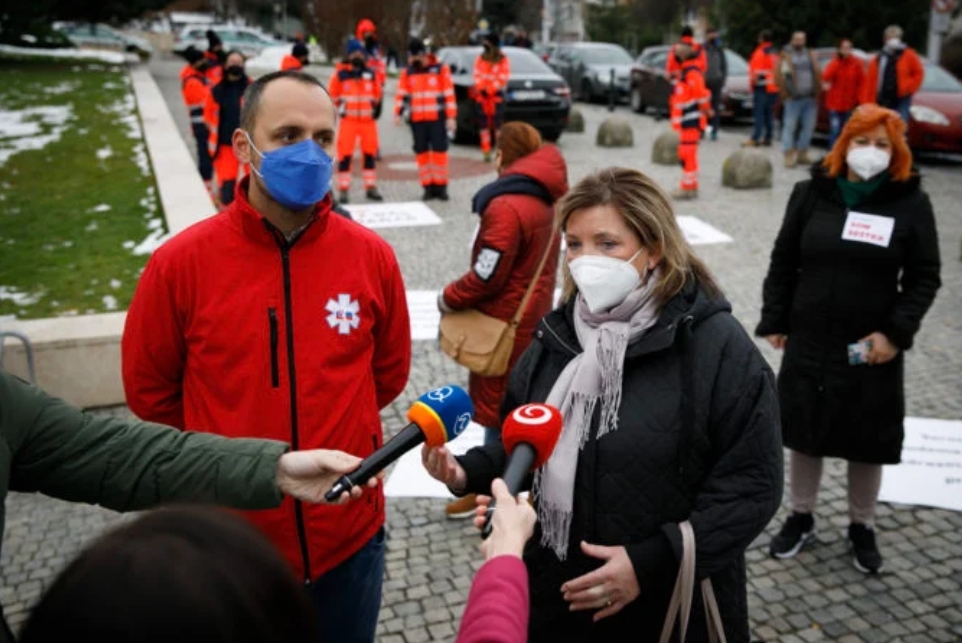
top-left (384, 422), bottom-right (485, 498)
top-left (345, 201), bottom-right (442, 229)
top-left (879, 417), bottom-right (962, 512)
top-left (406, 289), bottom-right (562, 341)
top-left (676, 215), bottom-right (733, 245)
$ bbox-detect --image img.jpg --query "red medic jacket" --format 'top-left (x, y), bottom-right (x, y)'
top-left (442, 145), bottom-right (568, 426)
top-left (121, 177), bottom-right (411, 583)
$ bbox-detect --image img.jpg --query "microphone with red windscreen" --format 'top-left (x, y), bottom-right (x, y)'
top-left (481, 403), bottom-right (563, 539)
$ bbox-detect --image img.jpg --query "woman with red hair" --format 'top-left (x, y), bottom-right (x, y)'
top-left (757, 103), bottom-right (941, 574)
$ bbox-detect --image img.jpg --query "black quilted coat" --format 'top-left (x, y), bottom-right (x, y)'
top-left (459, 281), bottom-right (783, 643)
top-left (756, 168), bottom-right (941, 464)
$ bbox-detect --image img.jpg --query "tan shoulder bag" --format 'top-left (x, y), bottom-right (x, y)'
top-left (659, 521), bottom-right (728, 643)
top-left (439, 231), bottom-right (556, 377)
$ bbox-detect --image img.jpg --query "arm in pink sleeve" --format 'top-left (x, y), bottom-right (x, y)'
top-left (455, 556), bottom-right (529, 643)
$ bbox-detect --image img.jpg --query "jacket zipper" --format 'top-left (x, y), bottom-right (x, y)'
top-left (268, 307), bottom-right (279, 388)
top-left (279, 242), bottom-right (313, 585)
top-left (542, 320), bottom-right (579, 356)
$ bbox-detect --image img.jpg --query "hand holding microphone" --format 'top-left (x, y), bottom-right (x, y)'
top-left (476, 478), bottom-right (536, 561)
top-left (324, 385), bottom-right (474, 502)
top-left (480, 403), bottom-right (563, 539)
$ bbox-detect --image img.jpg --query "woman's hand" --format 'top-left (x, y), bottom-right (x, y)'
top-left (860, 331), bottom-right (900, 365)
top-left (421, 445), bottom-right (467, 492)
top-left (475, 479), bottom-right (536, 561)
top-left (560, 542), bottom-right (641, 622)
top-left (765, 334), bottom-right (787, 350)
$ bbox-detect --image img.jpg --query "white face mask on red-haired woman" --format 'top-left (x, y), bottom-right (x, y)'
top-left (846, 146), bottom-right (891, 180)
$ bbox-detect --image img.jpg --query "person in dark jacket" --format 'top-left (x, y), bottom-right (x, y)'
top-left (204, 50), bottom-right (251, 206)
top-left (424, 167), bottom-right (783, 643)
top-left (0, 369), bottom-right (381, 643)
top-left (757, 104), bottom-right (941, 574)
top-left (439, 121), bottom-right (568, 518)
top-left (703, 27), bottom-right (728, 141)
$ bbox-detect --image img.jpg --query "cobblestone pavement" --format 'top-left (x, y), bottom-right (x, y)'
top-left (2, 55), bottom-right (960, 641)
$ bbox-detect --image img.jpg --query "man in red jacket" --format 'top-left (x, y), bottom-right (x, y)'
top-left (744, 29), bottom-right (779, 147)
top-left (822, 38), bottom-right (864, 148)
top-left (121, 69), bottom-right (411, 643)
top-left (860, 24), bottom-right (924, 125)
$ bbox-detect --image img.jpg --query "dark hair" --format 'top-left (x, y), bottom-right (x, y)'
top-left (225, 49), bottom-right (245, 62)
top-left (681, 26), bottom-right (694, 38)
top-left (498, 121), bottom-right (542, 168)
top-left (759, 29), bottom-right (772, 42)
top-left (19, 506), bottom-right (316, 643)
top-left (239, 70), bottom-right (333, 132)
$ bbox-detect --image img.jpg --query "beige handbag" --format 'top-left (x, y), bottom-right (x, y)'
top-left (439, 231), bottom-right (555, 377)
top-left (659, 521), bottom-right (728, 643)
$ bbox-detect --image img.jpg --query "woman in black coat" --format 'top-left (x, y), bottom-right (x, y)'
top-left (423, 167), bottom-right (784, 643)
top-left (757, 104), bottom-right (941, 574)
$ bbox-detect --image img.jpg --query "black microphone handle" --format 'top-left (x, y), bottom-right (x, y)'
top-left (324, 423), bottom-right (425, 502)
top-left (481, 442), bottom-right (536, 539)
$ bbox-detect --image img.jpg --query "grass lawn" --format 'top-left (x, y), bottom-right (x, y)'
top-left (0, 57), bottom-right (165, 320)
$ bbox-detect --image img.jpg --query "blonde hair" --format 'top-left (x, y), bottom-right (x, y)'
top-left (556, 167), bottom-right (721, 305)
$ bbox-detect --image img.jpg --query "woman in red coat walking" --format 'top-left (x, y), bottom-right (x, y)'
top-left (822, 39), bottom-right (864, 148)
top-left (438, 121), bottom-right (568, 517)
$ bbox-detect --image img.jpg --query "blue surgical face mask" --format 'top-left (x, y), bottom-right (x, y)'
top-left (244, 132), bottom-right (332, 210)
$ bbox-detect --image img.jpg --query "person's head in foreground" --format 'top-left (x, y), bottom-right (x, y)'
top-left (556, 167), bottom-right (720, 313)
top-left (823, 103), bottom-right (913, 183)
top-left (19, 506), bottom-right (316, 643)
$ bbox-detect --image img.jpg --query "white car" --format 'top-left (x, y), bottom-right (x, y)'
top-left (173, 25), bottom-right (285, 59)
top-left (54, 22), bottom-right (153, 59)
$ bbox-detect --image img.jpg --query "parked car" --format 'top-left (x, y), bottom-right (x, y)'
top-left (54, 22), bottom-right (153, 59)
top-left (809, 48), bottom-right (962, 154)
top-left (547, 42), bottom-right (633, 102)
top-left (436, 45), bottom-right (572, 143)
top-left (628, 45), bottom-right (752, 120)
top-left (173, 25), bottom-right (284, 59)
top-left (533, 42), bottom-right (559, 64)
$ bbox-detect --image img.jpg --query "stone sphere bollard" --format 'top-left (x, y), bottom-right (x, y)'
top-left (566, 107), bottom-right (585, 133)
top-left (595, 117), bottom-right (634, 148)
top-left (722, 149), bottom-right (773, 189)
top-left (651, 130), bottom-right (680, 165)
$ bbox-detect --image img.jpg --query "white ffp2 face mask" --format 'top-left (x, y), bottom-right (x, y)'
top-left (569, 250), bottom-right (643, 313)
top-left (846, 146), bottom-right (891, 181)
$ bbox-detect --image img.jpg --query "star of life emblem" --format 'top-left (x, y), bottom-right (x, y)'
top-left (326, 294), bottom-right (361, 335)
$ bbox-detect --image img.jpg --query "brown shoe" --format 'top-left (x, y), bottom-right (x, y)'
top-left (784, 150), bottom-right (798, 168)
top-left (797, 149), bottom-right (812, 164)
top-left (445, 494), bottom-right (477, 519)
top-left (742, 139), bottom-right (758, 147)
top-left (671, 188), bottom-right (698, 200)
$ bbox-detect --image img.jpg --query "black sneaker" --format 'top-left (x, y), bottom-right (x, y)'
top-left (421, 186), bottom-right (435, 201)
top-left (769, 512), bottom-right (815, 559)
top-left (365, 187), bottom-right (384, 202)
top-left (848, 523), bottom-right (883, 574)
top-left (339, 190), bottom-right (349, 204)
top-left (435, 184), bottom-right (449, 201)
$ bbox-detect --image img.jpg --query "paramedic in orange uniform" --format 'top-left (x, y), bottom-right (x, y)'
top-left (473, 32), bottom-right (511, 162)
top-left (669, 42), bottom-right (711, 200)
top-left (281, 42), bottom-right (309, 71)
top-left (180, 46), bottom-right (214, 198)
top-left (204, 50), bottom-right (251, 206)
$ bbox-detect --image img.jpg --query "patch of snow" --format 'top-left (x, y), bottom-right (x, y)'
top-left (89, 203), bottom-right (111, 213)
top-left (131, 226), bottom-right (169, 256)
top-left (110, 279), bottom-right (122, 289)
top-left (0, 286), bottom-right (43, 306)
top-left (62, 240), bottom-right (73, 248)
top-left (122, 240), bottom-right (136, 250)
top-left (147, 217), bottom-right (163, 230)
top-left (0, 105), bottom-right (74, 167)
top-left (102, 295), bottom-right (119, 310)
top-left (132, 143), bottom-right (150, 176)
top-left (43, 81), bottom-right (80, 96)
top-left (96, 146), bottom-right (113, 160)
top-left (0, 44), bottom-right (127, 64)
top-left (85, 221), bottom-right (99, 231)
top-left (57, 309), bottom-right (79, 317)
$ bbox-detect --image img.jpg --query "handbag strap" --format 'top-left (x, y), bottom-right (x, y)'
top-left (509, 226), bottom-right (558, 327)
top-left (658, 521), bottom-right (727, 643)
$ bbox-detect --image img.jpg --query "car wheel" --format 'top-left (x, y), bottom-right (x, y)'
top-left (580, 79), bottom-right (593, 103)
top-left (630, 87), bottom-right (645, 114)
top-left (542, 128), bottom-right (562, 142)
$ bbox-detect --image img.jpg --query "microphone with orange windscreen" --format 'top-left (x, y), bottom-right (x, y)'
top-left (481, 403), bottom-right (563, 539)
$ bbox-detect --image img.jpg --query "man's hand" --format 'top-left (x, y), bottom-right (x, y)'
top-left (446, 118), bottom-right (457, 134)
top-left (394, 114), bottom-right (402, 127)
top-left (275, 450), bottom-right (382, 505)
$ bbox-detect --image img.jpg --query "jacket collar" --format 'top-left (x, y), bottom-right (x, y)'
top-left (809, 163), bottom-right (922, 204)
top-left (226, 176), bottom-right (333, 248)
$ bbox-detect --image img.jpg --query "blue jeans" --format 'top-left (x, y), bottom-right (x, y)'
top-left (308, 527), bottom-right (386, 643)
top-left (484, 425), bottom-right (500, 446)
top-left (893, 95), bottom-right (912, 124)
top-left (782, 96), bottom-right (817, 152)
top-left (751, 88), bottom-right (775, 143)
top-left (828, 110), bottom-right (852, 149)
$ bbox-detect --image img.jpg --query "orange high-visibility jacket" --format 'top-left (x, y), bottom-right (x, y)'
top-left (666, 36), bottom-right (707, 80)
top-left (394, 56), bottom-right (457, 123)
top-left (280, 54), bottom-right (303, 71)
top-left (670, 62), bottom-right (711, 142)
top-left (180, 65), bottom-right (209, 129)
top-left (329, 61), bottom-right (383, 121)
top-left (473, 54), bottom-right (511, 100)
top-left (749, 41), bottom-right (780, 93)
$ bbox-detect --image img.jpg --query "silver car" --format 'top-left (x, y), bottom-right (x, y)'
top-left (54, 22), bottom-right (154, 59)
top-left (173, 25), bottom-right (285, 59)
top-left (547, 42), bottom-right (633, 103)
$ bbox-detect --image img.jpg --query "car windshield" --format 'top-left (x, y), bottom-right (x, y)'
top-left (582, 46), bottom-right (632, 65)
top-left (452, 48), bottom-right (552, 74)
top-left (724, 50), bottom-right (749, 75)
top-left (922, 62), bottom-right (962, 93)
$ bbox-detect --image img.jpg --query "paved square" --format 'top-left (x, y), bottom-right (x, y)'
top-left (2, 56), bottom-right (960, 642)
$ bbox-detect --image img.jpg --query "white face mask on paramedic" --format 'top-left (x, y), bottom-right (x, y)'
top-left (568, 249), bottom-right (644, 313)
top-left (846, 146), bottom-right (891, 181)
